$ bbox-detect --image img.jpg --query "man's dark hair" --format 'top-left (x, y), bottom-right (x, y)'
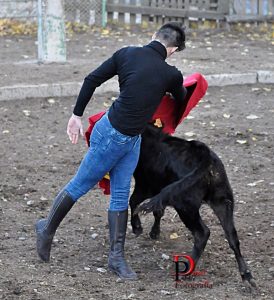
top-left (155, 22), bottom-right (186, 51)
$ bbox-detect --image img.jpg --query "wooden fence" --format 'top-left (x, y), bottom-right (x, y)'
top-left (228, 0), bottom-right (274, 22)
top-left (106, 0), bottom-right (274, 26)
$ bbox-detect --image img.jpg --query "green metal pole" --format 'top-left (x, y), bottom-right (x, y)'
top-left (102, 0), bottom-right (107, 28)
top-left (37, 0), bottom-right (44, 62)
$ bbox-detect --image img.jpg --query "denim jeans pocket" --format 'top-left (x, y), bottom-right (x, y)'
top-left (89, 127), bottom-right (104, 153)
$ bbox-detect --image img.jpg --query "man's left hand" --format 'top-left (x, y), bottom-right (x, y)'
top-left (67, 114), bottom-right (84, 144)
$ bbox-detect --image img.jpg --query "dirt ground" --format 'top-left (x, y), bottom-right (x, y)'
top-left (0, 26), bottom-right (273, 87)
top-left (0, 82), bottom-right (274, 299)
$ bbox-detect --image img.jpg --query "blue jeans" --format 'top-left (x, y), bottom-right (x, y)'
top-left (64, 113), bottom-right (141, 211)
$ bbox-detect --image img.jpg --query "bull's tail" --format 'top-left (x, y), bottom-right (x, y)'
top-left (134, 146), bottom-right (211, 215)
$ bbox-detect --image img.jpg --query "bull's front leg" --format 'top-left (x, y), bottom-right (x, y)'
top-left (149, 210), bottom-right (165, 239)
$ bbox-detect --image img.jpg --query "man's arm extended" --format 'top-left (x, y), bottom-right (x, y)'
top-left (67, 53), bottom-right (117, 144)
top-left (73, 54), bottom-right (117, 116)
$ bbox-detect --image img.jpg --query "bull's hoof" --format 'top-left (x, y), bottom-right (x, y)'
top-left (132, 225), bottom-right (143, 236)
top-left (149, 230), bottom-right (160, 240)
top-left (241, 270), bottom-right (257, 293)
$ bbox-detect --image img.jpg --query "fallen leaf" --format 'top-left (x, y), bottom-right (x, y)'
top-left (236, 140), bottom-right (247, 144)
top-left (246, 114), bottom-right (259, 120)
top-left (184, 132), bottom-right (195, 137)
top-left (97, 267), bottom-right (107, 273)
top-left (23, 110), bottom-right (30, 116)
top-left (247, 180), bottom-right (264, 187)
top-left (47, 98), bottom-right (55, 104)
top-left (161, 253), bottom-right (170, 260)
top-left (170, 232), bottom-right (179, 239)
top-left (154, 118), bottom-right (162, 128)
top-left (101, 29), bottom-right (110, 35)
top-left (91, 233), bottom-right (98, 239)
top-left (161, 290), bottom-right (173, 295)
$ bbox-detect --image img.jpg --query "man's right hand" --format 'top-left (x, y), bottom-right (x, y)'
top-left (67, 114), bottom-right (84, 144)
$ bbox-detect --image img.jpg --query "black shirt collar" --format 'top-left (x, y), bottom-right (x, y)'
top-left (145, 40), bottom-right (167, 60)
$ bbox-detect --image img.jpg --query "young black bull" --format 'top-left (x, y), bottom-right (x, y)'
top-left (130, 124), bottom-right (256, 287)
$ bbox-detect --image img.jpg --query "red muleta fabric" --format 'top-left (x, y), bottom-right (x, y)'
top-left (85, 73), bottom-right (208, 195)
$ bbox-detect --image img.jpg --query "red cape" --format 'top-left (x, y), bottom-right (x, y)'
top-left (85, 73), bottom-right (208, 195)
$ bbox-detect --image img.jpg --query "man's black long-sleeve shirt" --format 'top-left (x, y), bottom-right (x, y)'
top-left (73, 40), bottom-right (186, 136)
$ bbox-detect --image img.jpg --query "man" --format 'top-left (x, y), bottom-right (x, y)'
top-left (35, 22), bottom-right (187, 280)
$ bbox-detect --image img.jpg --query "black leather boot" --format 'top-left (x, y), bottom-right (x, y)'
top-left (108, 209), bottom-right (137, 280)
top-left (35, 190), bottom-right (75, 262)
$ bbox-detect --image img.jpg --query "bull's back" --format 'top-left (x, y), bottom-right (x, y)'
top-left (134, 131), bottom-right (212, 195)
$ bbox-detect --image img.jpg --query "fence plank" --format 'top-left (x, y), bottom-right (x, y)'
top-left (177, 0), bottom-right (183, 9)
top-left (269, 0), bottom-right (274, 14)
top-left (149, 0), bottom-right (156, 23)
top-left (184, 0), bottom-right (189, 10)
top-left (201, 0), bottom-right (210, 10)
top-left (250, 0), bottom-right (257, 14)
top-left (217, 0), bottom-right (229, 13)
top-left (183, 0), bottom-right (190, 26)
top-left (124, 0), bottom-right (131, 24)
top-left (112, 0), bottom-right (119, 22)
top-left (135, 0), bottom-right (142, 24)
top-left (242, 0), bottom-right (246, 15)
top-left (258, 0), bottom-right (264, 15)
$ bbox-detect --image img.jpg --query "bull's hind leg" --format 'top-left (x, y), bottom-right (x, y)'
top-left (149, 210), bottom-right (164, 239)
top-left (175, 207), bottom-right (210, 265)
top-left (129, 187), bottom-right (153, 236)
top-left (210, 196), bottom-right (256, 287)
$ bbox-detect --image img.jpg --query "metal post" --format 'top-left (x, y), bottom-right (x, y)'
top-left (102, 0), bottom-right (107, 27)
top-left (37, 0), bottom-right (66, 63)
top-left (37, 0), bottom-right (44, 62)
